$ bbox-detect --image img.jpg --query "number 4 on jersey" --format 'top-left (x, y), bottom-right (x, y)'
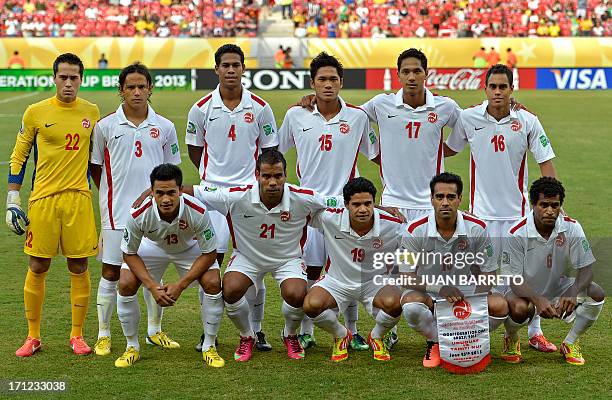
top-left (228, 124), bottom-right (236, 141)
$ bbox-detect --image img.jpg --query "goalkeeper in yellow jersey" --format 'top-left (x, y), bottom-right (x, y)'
top-left (7, 53), bottom-right (100, 357)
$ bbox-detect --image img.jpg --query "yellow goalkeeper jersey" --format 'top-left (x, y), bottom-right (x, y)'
top-left (9, 96), bottom-right (100, 202)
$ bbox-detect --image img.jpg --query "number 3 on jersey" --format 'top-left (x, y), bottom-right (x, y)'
top-left (135, 140), bottom-right (142, 157)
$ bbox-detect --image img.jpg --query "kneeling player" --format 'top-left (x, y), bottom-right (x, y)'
top-left (500, 177), bottom-right (605, 365)
top-left (400, 173), bottom-right (509, 368)
top-left (117, 164), bottom-right (223, 368)
top-left (303, 178), bottom-right (404, 362)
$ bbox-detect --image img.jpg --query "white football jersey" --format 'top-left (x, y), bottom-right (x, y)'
top-left (122, 194), bottom-right (217, 255)
top-left (92, 104), bottom-right (181, 230)
top-left (445, 101), bottom-right (555, 220)
top-left (361, 88), bottom-right (461, 209)
top-left (278, 96), bottom-right (379, 195)
top-left (310, 208), bottom-right (404, 290)
top-left (501, 212), bottom-right (595, 298)
top-left (400, 211), bottom-right (497, 285)
top-left (193, 182), bottom-right (328, 267)
top-left (185, 86), bottom-right (278, 187)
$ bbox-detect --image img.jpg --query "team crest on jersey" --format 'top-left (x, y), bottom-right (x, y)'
top-left (427, 112), bottom-right (438, 123)
top-left (339, 123), bottom-right (350, 134)
top-left (511, 120), bottom-right (522, 132)
top-left (244, 112), bottom-right (254, 123)
top-left (150, 127), bottom-right (160, 138)
top-left (453, 299), bottom-right (472, 320)
top-left (280, 211), bottom-right (291, 221)
top-left (455, 238), bottom-right (469, 251)
top-left (372, 238), bottom-right (383, 249)
top-left (555, 232), bottom-right (566, 247)
top-left (179, 219), bottom-right (189, 230)
top-left (82, 118), bottom-right (91, 128)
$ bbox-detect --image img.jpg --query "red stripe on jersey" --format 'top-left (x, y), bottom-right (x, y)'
top-left (324, 256), bottom-right (331, 273)
top-left (201, 140), bottom-right (209, 181)
top-left (253, 138), bottom-right (259, 178)
top-left (103, 147), bottom-right (115, 229)
top-left (378, 145), bottom-right (384, 180)
top-left (184, 198), bottom-right (205, 214)
top-left (326, 207), bottom-right (344, 214)
top-left (251, 94), bottom-right (266, 107)
top-left (300, 215), bottom-right (311, 252)
top-left (462, 214), bottom-right (487, 229)
top-left (289, 186), bottom-right (314, 196)
top-left (345, 103), bottom-right (367, 116)
top-left (519, 105), bottom-right (537, 116)
top-left (226, 214), bottom-right (237, 249)
top-left (380, 214), bottom-right (402, 224)
top-left (510, 218), bottom-right (528, 234)
top-left (563, 216), bottom-right (576, 223)
top-left (131, 199), bottom-right (153, 219)
top-left (296, 162), bottom-right (302, 179)
top-left (436, 129), bottom-right (443, 174)
top-left (197, 93), bottom-right (213, 108)
top-left (470, 155), bottom-right (476, 213)
top-left (408, 216), bottom-right (428, 233)
top-left (229, 184), bottom-right (253, 192)
top-left (97, 111), bottom-right (115, 123)
top-left (517, 153), bottom-right (527, 217)
top-left (349, 138), bottom-right (361, 180)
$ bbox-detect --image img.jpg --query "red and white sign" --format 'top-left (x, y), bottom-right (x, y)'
top-left (150, 127), bottom-right (160, 138)
top-left (436, 295), bottom-right (491, 374)
top-left (280, 211), bottom-right (291, 221)
top-left (82, 118), bottom-right (91, 128)
top-left (427, 112), bottom-right (438, 123)
top-left (511, 120), bottom-right (522, 131)
top-left (244, 112), bottom-right (254, 123)
top-left (339, 123), bottom-right (350, 134)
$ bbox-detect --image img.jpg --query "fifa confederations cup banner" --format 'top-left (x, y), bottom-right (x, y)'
top-left (435, 295), bottom-right (491, 374)
top-left (0, 69), bottom-right (192, 91)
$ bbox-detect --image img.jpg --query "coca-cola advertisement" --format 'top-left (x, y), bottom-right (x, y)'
top-left (366, 68), bottom-right (537, 90)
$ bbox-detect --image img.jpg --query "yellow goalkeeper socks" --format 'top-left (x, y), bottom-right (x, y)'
top-left (24, 268), bottom-right (48, 339)
top-left (70, 269), bottom-right (91, 338)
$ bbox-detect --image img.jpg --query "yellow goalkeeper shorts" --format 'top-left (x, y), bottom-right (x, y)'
top-left (25, 190), bottom-right (98, 258)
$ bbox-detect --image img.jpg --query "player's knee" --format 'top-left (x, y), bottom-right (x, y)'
top-left (508, 297), bottom-right (530, 322)
top-left (117, 279), bottom-right (138, 296)
top-left (202, 271), bottom-right (222, 295)
top-left (303, 294), bottom-right (324, 318)
top-left (488, 294), bottom-right (509, 317)
top-left (29, 256), bottom-right (51, 273)
top-left (67, 257), bottom-right (88, 274)
top-left (221, 279), bottom-right (245, 304)
top-left (588, 282), bottom-right (605, 302)
top-left (101, 263), bottom-right (121, 281)
top-left (401, 291), bottom-right (430, 307)
top-left (378, 295), bottom-right (402, 317)
top-left (282, 285), bottom-right (306, 308)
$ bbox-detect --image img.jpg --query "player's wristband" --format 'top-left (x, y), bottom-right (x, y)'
top-left (6, 190), bottom-right (21, 207)
top-left (426, 284), bottom-right (442, 294)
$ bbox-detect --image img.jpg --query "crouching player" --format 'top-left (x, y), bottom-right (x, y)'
top-left (500, 177), bottom-right (605, 365)
top-left (400, 172), bottom-right (509, 368)
top-left (117, 164), bottom-right (224, 368)
top-left (303, 177), bottom-right (404, 362)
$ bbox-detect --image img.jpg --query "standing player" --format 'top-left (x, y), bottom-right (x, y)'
top-left (186, 44), bottom-right (278, 352)
top-left (186, 150), bottom-right (331, 362)
top-left (303, 178), bottom-right (404, 362)
top-left (279, 52), bottom-right (380, 351)
top-left (400, 173), bottom-right (508, 368)
top-left (500, 177), bottom-right (604, 365)
top-left (7, 53), bottom-right (99, 356)
top-left (117, 164), bottom-right (222, 367)
top-left (444, 64), bottom-right (559, 352)
top-left (90, 62), bottom-right (183, 356)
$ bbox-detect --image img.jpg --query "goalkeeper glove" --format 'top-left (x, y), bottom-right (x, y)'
top-left (6, 190), bottom-right (29, 235)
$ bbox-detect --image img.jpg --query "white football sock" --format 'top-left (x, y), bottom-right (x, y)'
top-left (504, 315), bottom-right (529, 340)
top-left (371, 310), bottom-right (400, 339)
top-left (96, 277), bottom-right (117, 338)
top-left (564, 300), bottom-right (604, 344)
top-left (201, 291), bottom-right (224, 350)
top-left (344, 300), bottom-right (359, 334)
top-left (313, 309), bottom-right (348, 338)
top-left (527, 314), bottom-right (543, 337)
top-left (402, 302), bottom-right (437, 341)
top-left (225, 296), bottom-right (254, 338)
top-left (246, 282), bottom-right (266, 333)
top-left (300, 279), bottom-right (316, 336)
top-left (282, 301), bottom-right (304, 336)
top-left (143, 286), bottom-right (163, 337)
top-left (117, 293), bottom-right (140, 351)
top-left (489, 315), bottom-right (507, 332)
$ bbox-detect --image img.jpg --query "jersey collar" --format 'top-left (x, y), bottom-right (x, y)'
top-left (250, 182), bottom-right (291, 213)
top-left (526, 211), bottom-right (568, 241)
top-left (480, 100), bottom-right (518, 124)
top-left (340, 208), bottom-right (381, 238)
top-left (426, 209), bottom-right (468, 242)
top-left (152, 195), bottom-right (186, 224)
top-left (212, 85), bottom-right (253, 113)
top-left (394, 87), bottom-right (435, 111)
top-left (311, 95), bottom-right (348, 124)
top-left (116, 103), bottom-right (158, 128)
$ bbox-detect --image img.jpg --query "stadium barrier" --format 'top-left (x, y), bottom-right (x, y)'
top-left (0, 68), bottom-right (609, 91)
top-left (0, 37), bottom-right (610, 69)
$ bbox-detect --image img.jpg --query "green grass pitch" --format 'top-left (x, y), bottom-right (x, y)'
top-left (0, 89), bottom-right (610, 399)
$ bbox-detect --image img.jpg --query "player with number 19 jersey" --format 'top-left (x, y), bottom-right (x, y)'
top-left (185, 86), bottom-right (278, 188)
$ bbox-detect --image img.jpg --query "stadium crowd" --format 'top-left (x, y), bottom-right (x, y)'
top-left (1, 0), bottom-right (259, 37)
top-left (291, 0), bottom-right (611, 38)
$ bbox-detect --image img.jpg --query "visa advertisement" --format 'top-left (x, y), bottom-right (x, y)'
top-left (536, 68), bottom-right (611, 90)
